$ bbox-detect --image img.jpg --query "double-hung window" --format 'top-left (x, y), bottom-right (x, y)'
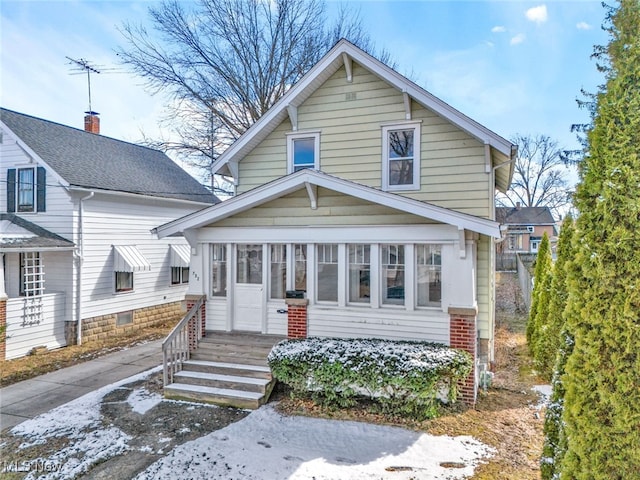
top-left (270, 245), bottom-right (287, 299)
top-left (18, 168), bottom-right (35, 212)
top-left (211, 244), bottom-right (227, 297)
top-left (381, 244), bottom-right (405, 305)
top-left (170, 267), bottom-right (189, 285)
top-left (316, 244), bottom-right (338, 302)
top-left (382, 123), bottom-right (421, 191)
top-left (287, 132), bottom-right (320, 173)
top-left (348, 244), bottom-right (370, 304)
top-left (416, 245), bottom-right (442, 307)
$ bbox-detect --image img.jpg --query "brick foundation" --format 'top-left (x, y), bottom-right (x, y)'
top-left (286, 298), bottom-right (308, 338)
top-left (449, 306), bottom-right (478, 406)
top-left (0, 299), bottom-right (6, 361)
top-left (66, 301), bottom-right (184, 345)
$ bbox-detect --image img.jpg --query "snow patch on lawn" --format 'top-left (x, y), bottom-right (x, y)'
top-left (533, 385), bottom-right (552, 409)
top-left (127, 387), bottom-right (163, 415)
top-left (135, 404), bottom-right (494, 480)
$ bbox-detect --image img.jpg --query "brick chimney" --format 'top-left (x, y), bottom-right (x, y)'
top-left (84, 111), bottom-right (100, 134)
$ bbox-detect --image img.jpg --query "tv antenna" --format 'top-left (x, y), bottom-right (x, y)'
top-left (66, 57), bottom-right (102, 112)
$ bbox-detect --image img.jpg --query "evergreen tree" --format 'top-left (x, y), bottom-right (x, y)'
top-left (561, 1), bottom-right (640, 477)
top-left (526, 232), bottom-right (552, 354)
top-left (535, 217), bottom-right (574, 380)
top-left (540, 216), bottom-right (575, 480)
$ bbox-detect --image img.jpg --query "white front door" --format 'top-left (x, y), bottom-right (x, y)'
top-left (233, 244), bottom-right (264, 332)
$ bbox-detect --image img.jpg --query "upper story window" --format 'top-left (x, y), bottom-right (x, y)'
top-left (7, 167), bottom-right (46, 213)
top-left (382, 123), bottom-right (421, 191)
top-left (287, 132), bottom-right (320, 173)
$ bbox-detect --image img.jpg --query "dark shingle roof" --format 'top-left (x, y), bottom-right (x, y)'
top-left (0, 108), bottom-right (218, 204)
top-left (495, 206), bottom-right (556, 225)
top-left (0, 214), bottom-right (75, 250)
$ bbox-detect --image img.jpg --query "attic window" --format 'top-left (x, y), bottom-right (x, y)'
top-left (381, 122), bottom-right (421, 191)
top-left (287, 131), bottom-right (320, 173)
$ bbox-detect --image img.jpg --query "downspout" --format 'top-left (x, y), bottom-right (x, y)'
top-left (74, 191), bottom-right (94, 345)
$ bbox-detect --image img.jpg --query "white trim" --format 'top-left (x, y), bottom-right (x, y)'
top-left (381, 122), bottom-right (422, 192)
top-left (154, 170), bottom-right (501, 239)
top-left (286, 131), bottom-right (320, 173)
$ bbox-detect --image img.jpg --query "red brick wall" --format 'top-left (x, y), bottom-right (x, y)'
top-left (449, 309), bottom-right (477, 405)
top-left (286, 299), bottom-right (308, 338)
top-left (186, 297), bottom-right (206, 352)
top-left (0, 299), bottom-right (6, 361)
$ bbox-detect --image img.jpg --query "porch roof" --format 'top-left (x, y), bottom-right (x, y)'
top-left (154, 169), bottom-right (501, 239)
top-left (0, 214), bottom-right (75, 252)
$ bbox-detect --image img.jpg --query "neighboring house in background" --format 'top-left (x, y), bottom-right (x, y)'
top-left (495, 205), bottom-right (557, 270)
top-left (155, 39), bottom-right (516, 404)
top-left (0, 108), bottom-right (218, 360)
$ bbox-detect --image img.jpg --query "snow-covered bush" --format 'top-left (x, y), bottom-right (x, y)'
top-left (268, 337), bottom-right (472, 419)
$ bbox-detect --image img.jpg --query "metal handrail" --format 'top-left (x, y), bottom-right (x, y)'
top-left (162, 296), bottom-right (205, 386)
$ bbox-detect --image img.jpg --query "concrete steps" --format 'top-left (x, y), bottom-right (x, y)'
top-left (163, 333), bottom-right (284, 409)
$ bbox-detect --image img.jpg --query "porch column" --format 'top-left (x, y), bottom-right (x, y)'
top-left (448, 306), bottom-right (478, 406)
top-left (1, 253), bottom-right (7, 360)
top-left (285, 298), bottom-right (308, 339)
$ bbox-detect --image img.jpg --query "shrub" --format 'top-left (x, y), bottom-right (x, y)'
top-left (268, 337), bottom-right (472, 420)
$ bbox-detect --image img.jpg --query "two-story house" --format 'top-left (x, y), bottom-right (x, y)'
top-left (154, 40), bottom-right (516, 403)
top-left (0, 108), bottom-right (218, 360)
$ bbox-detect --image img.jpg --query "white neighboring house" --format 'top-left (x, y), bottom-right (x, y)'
top-left (0, 108), bottom-right (218, 360)
top-left (155, 39), bottom-right (516, 404)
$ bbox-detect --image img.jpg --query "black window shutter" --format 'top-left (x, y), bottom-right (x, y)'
top-left (7, 168), bottom-right (16, 212)
top-left (36, 167), bottom-right (46, 212)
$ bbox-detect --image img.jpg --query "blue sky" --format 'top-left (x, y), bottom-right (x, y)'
top-left (1, 1), bottom-right (608, 160)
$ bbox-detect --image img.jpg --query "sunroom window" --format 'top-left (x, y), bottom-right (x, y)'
top-left (211, 244), bottom-right (227, 297)
top-left (381, 244), bottom-right (405, 305)
top-left (270, 244), bottom-right (286, 299)
top-left (416, 244), bottom-right (442, 307)
top-left (316, 244), bottom-right (338, 302)
top-left (382, 123), bottom-right (421, 191)
top-left (348, 244), bottom-right (370, 304)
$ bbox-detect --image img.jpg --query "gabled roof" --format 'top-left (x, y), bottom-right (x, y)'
top-left (0, 214), bottom-right (75, 252)
top-left (211, 39), bottom-right (516, 192)
top-left (495, 206), bottom-right (556, 225)
top-left (155, 169), bottom-right (501, 239)
top-left (0, 108), bottom-right (219, 204)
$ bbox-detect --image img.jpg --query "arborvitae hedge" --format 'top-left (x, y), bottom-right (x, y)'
top-left (535, 218), bottom-right (574, 381)
top-left (526, 232), bottom-right (552, 358)
top-left (560, 1), bottom-right (640, 477)
top-left (540, 216), bottom-right (575, 480)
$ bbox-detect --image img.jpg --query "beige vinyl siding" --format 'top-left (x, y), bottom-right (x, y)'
top-left (235, 63), bottom-right (492, 219)
top-left (214, 188), bottom-right (437, 228)
top-left (476, 235), bottom-right (491, 340)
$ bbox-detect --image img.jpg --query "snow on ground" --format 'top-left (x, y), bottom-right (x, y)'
top-left (10, 366), bottom-right (162, 480)
top-left (532, 385), bottom-right (553, 409)
top-left (126, 387), bottom-right (163, 415)
top-left (135, 404), bottom-right (494, 480)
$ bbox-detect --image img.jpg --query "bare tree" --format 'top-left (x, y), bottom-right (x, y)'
top-left (496, 134), bottom-right (571, 218)
top-left (118, 0), bottom-right (380, 194)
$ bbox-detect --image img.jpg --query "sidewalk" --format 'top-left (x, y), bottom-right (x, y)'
top-left (0, 339), bottom-right (164, 433)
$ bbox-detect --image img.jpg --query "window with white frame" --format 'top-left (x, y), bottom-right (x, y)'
top-left (382, 123), bottom-right (421, 191)
top-left (316, 244), bottom-right (338, 302)
top-left (416, 244), bottom-right (442, 307)
top-left (19, 252), bottom-right (44, 296)
top-left (294, 244), bottom-right (307, 291)
top-left (211, 244), bottom-right (227, 297)
top-left (171, 266), bottom-right (189, 285)
top-left (381, 244), bottom-right (405, 305)
top-left (348, 244), bottom-right (370, 304)
top-left (237, 244), bottom-right (263, 284)
top-left (287, 132), bottom-right (320, 173)
top-left (18, 168), bottom-right (35, 212)
top-left (115, 271), bottom-right (133, 292)
top-left (270, 244), bottom-right (286, 299)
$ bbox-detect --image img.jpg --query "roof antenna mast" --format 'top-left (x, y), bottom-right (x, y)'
top-left (66, 57), bottom-right (101, 112)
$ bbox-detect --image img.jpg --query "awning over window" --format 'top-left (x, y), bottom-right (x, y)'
top-left (113, 245), bottom-right (151, 272)
top-left (170, 244), bottom-right (191, 268)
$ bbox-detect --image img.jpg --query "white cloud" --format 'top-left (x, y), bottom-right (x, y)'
top-left (510, 33), bottom-right (526, 45)
top-left (576, 21), bottom-right (592, 30)
top-left (492, 25), bottom-right (506, 33)
top-left (526, 5), bottom-right (548, 24)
